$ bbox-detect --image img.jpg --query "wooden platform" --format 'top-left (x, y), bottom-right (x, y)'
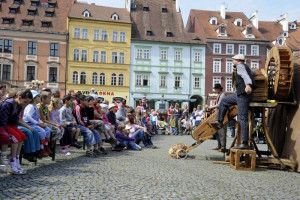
top-left (230, 149), bottom-right (256, 171)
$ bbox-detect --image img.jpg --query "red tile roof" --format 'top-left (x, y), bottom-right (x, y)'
top-left (131, 0), bottom-right (204, 44)
top-left (259, 21), bottom-right (300, 51)
top-left (0, 0), bottom-right (75, 34)
top-left (187, 9), bottom-right (267, 42)
top-left (68, 2), bottom-right (131, 24)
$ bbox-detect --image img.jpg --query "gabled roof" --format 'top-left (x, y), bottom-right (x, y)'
top-left (0, 0), bottom-right (74, 34)
top-left (187, 9), bottom-right (267, 42)
top-left (68, 3), bottom-right (131, 24)
top-left (259, 21), bottom-right (300, 51)
top-left (131, 0), bottom-right (204, 44)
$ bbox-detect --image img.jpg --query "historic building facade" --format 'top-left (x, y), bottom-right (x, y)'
top-left (186, 3), bottom-right (269, 106)
top-left (67, 2), bottom-right (131, 102)
top-left (0, 0), bottom-right (74, 95)
top-left (127, 0), bottom-right (206, 111)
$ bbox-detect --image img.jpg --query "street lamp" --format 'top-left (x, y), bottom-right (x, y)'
top-left (31, 80), bottom-right (45, 90)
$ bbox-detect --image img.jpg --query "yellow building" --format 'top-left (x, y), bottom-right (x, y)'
top-left (67, 2), bottom-right (131, 103)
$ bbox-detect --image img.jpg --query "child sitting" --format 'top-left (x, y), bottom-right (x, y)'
top-left (23, 90), bottom-right (52, 157)
top-left (115, 124), bottom-right (141, 150)
top-left (181, 115), bottom-right (192, 135)
top-left (169, 115), bottom-right (177, 135)
top-left (158, 116), bottom-right (169, 135)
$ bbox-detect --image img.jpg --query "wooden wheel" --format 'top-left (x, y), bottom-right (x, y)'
top-left (265, 46), bottom-right (294, 101)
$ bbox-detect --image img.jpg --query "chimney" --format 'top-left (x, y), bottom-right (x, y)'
top-left (251, 10), bottom-right (258, 29)
top-left (125, 0), bottom-right (134, 12)
top-left (91, 3), bottom-right (95, 5)
top-left (176, 0), bottom-right (180, 13)
top-left (220, 2), bottom-right (226, 19)
top-left (279, 13), bottom-right (289, 32)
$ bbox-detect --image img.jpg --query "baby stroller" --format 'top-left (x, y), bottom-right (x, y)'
top-left (252, 118), bottom-right (266, 144)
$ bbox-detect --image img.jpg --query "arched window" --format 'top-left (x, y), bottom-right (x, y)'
top-left (83, 10), bottom-right (90, 17)
top-left (112, 13), bottom-right (119, 20)
top-left (92, 72), bottom-right (98, 85)
top-left (72, 71), bottom-right (78, 84)
top-left (80, 72), bottom-right (86, 84)
top-left (118, 74), bottom-right (124, 86)
top-left (100, 73), bottom-right (105, 85)
top-left (111, 73), bottom-right (116, 86)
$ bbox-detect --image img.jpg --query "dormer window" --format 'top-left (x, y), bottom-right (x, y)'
top-left (162, 8), bottom-right (167, 13)
top-left (112, 13), bottom-right (119, 20)
top-left (220, 26), bottom-right (226, 34)
top-left (23, 20), bottom-right (33, 26)
top-left (166, 32), bottom-right (173, 37)
top-left (31, 0), bottom-right (39, 6)
top-left (146, 31), bottom-right (152, 36)
top-left (41, 21), bottom-right (51, 27)
top-left (290, 23), bottom-right (297, 30)
top-left (3, 18), bottom-right (14, 24)
top-left (217, 23), bottom-right (227, 37)
top-left (9, 8), bottom-right (18, 14)
top-left (234, 18), bottom-right (242, 26)
top-left (283, 31), bottom-right (288, 38)
top-left (243, 24), bottom-right (255, 39)
top-left (45, 11), bottom-right (54, 17)
top-left (210, 17), bottom-right (217, 25)
top-left (28, 9), bottom-right (37, 15)
top-left (13, 0), bottom-right (22, 4)
top-left (83, 10), bottom-right (90, 18)
top-left (48, 2), bottom-right (56, 8)
top-left (247, 26), bottom-right (253, 35)
top-left (143, 6), bottom-right (149, 11)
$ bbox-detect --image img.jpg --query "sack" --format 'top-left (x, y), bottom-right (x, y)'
top-left (144, 132), bottom-right (152, 142)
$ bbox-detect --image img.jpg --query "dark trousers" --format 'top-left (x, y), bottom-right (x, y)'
top-left (217, 93), bottom-right (252, 142)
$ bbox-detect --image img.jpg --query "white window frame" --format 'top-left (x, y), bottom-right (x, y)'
top-left (175, 50), bottom-right (182, 61)
top-left (112, 52), bottom-right (118, 63)
top-left (101, 30), bottom-right (108, 41)
top-left (120, 32), bottom-right (126, 42)
top-left (112, 31), bottom-right (118, 42)
top-left (213, 60), bottom-right (221, 73)
top-left (82, 29), bottom-right (88, 39)
top-left (194, 76), bottom-right (200, 88)
top-left (160, 75), bottom-right (166, 87)
top-left (136, 49), bottom-right (143, 59)
top-left (81, 50), bottom-right (87, 62)
top-left (80, 72), bottom-right (86, 84)
top-left (26, 65), bottom-right (36, 81)
top-left (226, 60), bottom-right (233, 73)
top-left (194, 52), bottom-right (201, 62)
top-left (119, 52), bottom-right (125, 64)
top-left (93, 51), bottom-right (99, 62)
top-left (136, 74), bottom-right (142, 86)
top-left (73, 49), bottom-right (79, 61)
top-left (160, 49), bottom-right (167, 60)
top-left (99, 73), bottom-right (105, 85)
top-left (74, 28), bottom-right (80, 38)
top-left (92, 72), bottom-right (98, 85)
top-left (251, 45), bottom-right (259, 56)
top-left (143, 49), bottom-right (150, 59)
top-left (48, 66), bottom-right (58, 83)
top-left (213, 77), bottom-right (221, 90)
top-left (111, 73), bottom-right (117, 86)
top-left (118, 74), bottom-right (124, 86)
top-left (94, 29), bottom-right (100, 40)
top-left (239, 44), bottom-right (247, 55)
top-left (72, 71), bottom-right (78, 84)
top-left (213, 43), bottom-right (221, 54)
top-left (174, 76), bottom-right (181, 88)
top-left (251, 60), bottom-right (259, 69)
top-left (142, 75), bottom-right (149, 86)
top-left (226, 44), bottom-right (234, 54)
top-left (226, 77), bottom-right (233, 92)
top-left (101, 51), bottom-right (106, 63)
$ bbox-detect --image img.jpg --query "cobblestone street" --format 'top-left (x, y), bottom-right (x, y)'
top-left (1, 135), bottom-right (300, 200)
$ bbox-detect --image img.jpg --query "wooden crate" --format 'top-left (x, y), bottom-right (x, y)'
top-left (230, 149), bottom-right (256, 171)
top-left (252, 73), bottom-right (268, 102)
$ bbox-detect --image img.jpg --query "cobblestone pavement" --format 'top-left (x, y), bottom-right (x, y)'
top-left (1, 134), bottom-right (300, 200)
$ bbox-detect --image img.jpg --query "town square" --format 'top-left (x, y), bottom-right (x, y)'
top-left (0, 0), bottom-right (300, 199)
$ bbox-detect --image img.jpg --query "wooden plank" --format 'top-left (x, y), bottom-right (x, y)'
top-left (213, 161), bottom-right (230, 164)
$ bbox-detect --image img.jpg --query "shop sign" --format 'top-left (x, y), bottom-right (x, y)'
top-left (79, 90), bottom-right (115, 96)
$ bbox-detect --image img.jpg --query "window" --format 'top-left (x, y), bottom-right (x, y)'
top-left (234, 19), bottom-right (242, 27)
top-left (73, 49), bottom-right (79, 61)
top-left (143, 7), bottom-right (149, 11)
top-left (49, 67), bottom-right (57, 82)
top-left (74, 28), bottom-right (80, 38)
top-left (175, 76), bottom-right (181, 88)
top-left (112, 31), bottom-right (118, 42)
top-left (161, 49), bottom-right (167, 60)
top-left (146, 31), bottom-right (152, 36)
top-left (101, 51), bottom-right (106, 63)
top-left (28, 41), bottom-right (37, 55)
top-left (220, 27), bottom-right (226, 34)
top-left (111, 73), bottom-right (117, 86)
top-left (41, 22), bottom-right (51, 27)
top-left (194, 52), bottom-right (201, 62)
top-left (213, 77), bottom-right (221, 89)
top-left (31, 1), bottom-right (39, 6)
top-left (92, 72), bottom-right (98, 85)
top-left (83, 10), bottom-right (90, 18)
top-left (247, 26), bottom-right (253, 35)
top-left (251, 60), bottom-right (259, 69)
top-left (2, 65), bottom-right (11, 80)
top-left (160, 75), bottom-right (166, 87)
top-left (72, 71), bottom-right (78, 84)
top-left (213, 43), bottom-right (221, 54)
top-left (166, 32), bottom-right (173, 37)
top-left (112, 13), bottom-right (119, 20)
top-left (23, 20), bottom-right (33, 26)
top-left (14, 0), bottom-right (21, 4)
top-left (239, 45), bottom-right (246, 55)
top-left (3, 39), bottom-right (12, 53)
top-left (226, 44), bottom-right (234, 54)
top-left (251, 45), bottom-right (259, 56)
top-left (226, 61), bottom-right (233, 73)
top-left (210, 17), bottom-right (217, 25)
top-left (99, 73), bottom-right (105, 85)
top-left (162, 8), bottom-right (167, 13)
top-left (136, 49), bottom-right (143, 59)
top-left (28, 10), bottom-right (36, 15)
top-left (45, 11), bottom-right (54, 17)
top-left (112, 52), bottom-right (118, 63)
top-left (144, 49), bottom-right (150, 59)
top-left (50, 43), bottom-right (59, 57)
top-left (175, 51), bottom-right (181, 61)
top-left (226, 77), bottom-right (233, 92)
top-left (213, 60), bottom-right (221, 73)
top-left (94, 30), bottom-right (100, 40)
top-left (9, 8), bottom-right (18, 14)
top-left (26, 66), bottom-right (35, 81)
top-left (119, 52), bottom-right (125, 64)
top-left (101, 30), bottom-right (108, 41)
top-left (93, 51), bottom-right (99, 62)
top-left (283, 32), bottom-right (288, 37)
top-left (3, 19), bottom-right (14, 24)
top-left (194, 77), bottom-right (200, 88)
top-left (143, 75), bottom-right (149, 86)
top-left (80, 72), bottom-right (86, 84)
top-left (237, 21), bottom-right (241, 26)
top-left (136, 74), bottom-right (142, 86)
top-left (0, 40), bottom-right (2, 52)
top-left (81, 50), bottom-right (87, 62)
top-left (120, 32), bottom-right (126, 42)
top-left (48, 2), bottom-right (56, 8)
top-left (118, 74), bottom-right (124, 86)
top-left (82, 29), bottom-right (88, 39)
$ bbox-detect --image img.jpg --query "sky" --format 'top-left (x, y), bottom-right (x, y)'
top-left (84, 0), bottom-right (300, 25)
